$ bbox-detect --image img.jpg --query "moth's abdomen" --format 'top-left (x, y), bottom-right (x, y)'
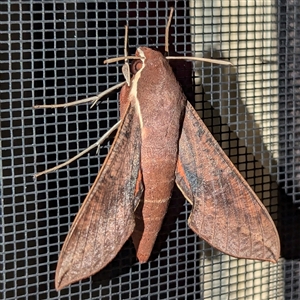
top-left (132, 154), bottom-right (177, 263)
top-left (132, 194), bottom-right (171, 262)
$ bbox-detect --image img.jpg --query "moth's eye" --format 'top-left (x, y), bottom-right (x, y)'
top-left (131, 59), bottom-right (143, 74)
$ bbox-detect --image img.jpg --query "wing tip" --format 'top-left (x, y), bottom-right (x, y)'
top-left (55, 267), bottom-right (72, 291)
top-left (54, 268), bottom-right (93, 291)
top-left (55, 275), bottom-right (67, 291)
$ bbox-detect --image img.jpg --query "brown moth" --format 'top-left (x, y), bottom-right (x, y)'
top-left (34, 9), bottom-right (280, 290)
top-left (53, 45), bottom-right (280, 290)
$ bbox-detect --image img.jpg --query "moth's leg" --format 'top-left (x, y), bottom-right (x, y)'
top-left (33, 81), bottom-right (125, 109)
top-left (34, 121), bottom-right (121, 178)
top-left (90, 82), bottom-right (126, 108)
top-left (166, 55), bottom-right (232, 65)
top-left (33, 82), bottom-right (125, 177)
top-left (122, 24), bottom-right (131, 86)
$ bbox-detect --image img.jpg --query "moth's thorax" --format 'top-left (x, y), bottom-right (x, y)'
top-left (128, 47), bottom-right (186, 171)
top-left (120, 47), bottom-right (186, 128)
top-left (134, 47), bottom-right (186, 125)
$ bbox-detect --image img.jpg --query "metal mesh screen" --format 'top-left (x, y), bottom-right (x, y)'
top-left (1, 0), bottom-right (297, 299)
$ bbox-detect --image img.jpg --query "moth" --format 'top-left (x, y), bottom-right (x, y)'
top-left (35, 9), bottom-right (280, 291)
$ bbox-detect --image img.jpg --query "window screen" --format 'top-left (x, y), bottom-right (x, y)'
top-left (0, 1), bottom-right (296, 299)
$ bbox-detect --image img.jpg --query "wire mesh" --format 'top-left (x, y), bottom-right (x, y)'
top-left (0, 0), bottom-right (295, 299)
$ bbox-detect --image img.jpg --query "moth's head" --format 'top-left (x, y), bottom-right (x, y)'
top-left (131, 47), bottom-right (167, 75)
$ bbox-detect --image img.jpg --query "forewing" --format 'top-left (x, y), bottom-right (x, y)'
top-left (55, 102), bottom-right (143, 290)
top-left (175, 101), bottom-right (280, 262)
